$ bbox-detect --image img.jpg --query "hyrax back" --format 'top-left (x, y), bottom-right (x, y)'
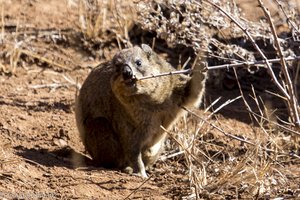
top-left (75, 44), bottom-right (206, 177)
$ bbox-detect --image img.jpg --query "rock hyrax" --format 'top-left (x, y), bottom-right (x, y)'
top-left (75, 44), bottom-right (206, 177)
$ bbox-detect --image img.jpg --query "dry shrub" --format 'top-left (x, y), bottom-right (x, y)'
top-left (137, 0), bottom-right (300, 125)
top-left (136, 0), bottom-right (272, 51)
top-left (136, 0), bottom-right (300, 198)
top-left (165, 108), bottom-right (300, 199)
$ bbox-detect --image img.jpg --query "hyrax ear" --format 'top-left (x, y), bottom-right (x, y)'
top-left (141, 44), bottom-right (153, 58)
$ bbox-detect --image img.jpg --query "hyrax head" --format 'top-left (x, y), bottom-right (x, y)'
top-left (111, 44), bottom-right (162, 95)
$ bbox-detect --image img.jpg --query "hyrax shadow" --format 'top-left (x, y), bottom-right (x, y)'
top-left (75, 44), bottom-right (206, 178)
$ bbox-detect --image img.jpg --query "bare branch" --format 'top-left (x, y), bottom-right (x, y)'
top-left (249, 111), bottom-right (300, 137)
top-left (207, 56), bottom-right (300, 70)
top-left (182, 106), bottom-right (255, 146)
top-left (258, 0), bottom-right (300, 126)
top-left (182, 56), bottom-right (191, 69)
top-left (28, 83), bottom-right (72, 90)
top-left (136, 69), bottom-right (191, 81)
top-left (198, 0), bottom-right (290, 99)
top-left (160, 125), bottom-right (208, 164)
top-left (273, 0), bottom-right (300, 34)
top-left (159, 150), bottom-right (184, 161)
top-left (123, 174), bottom-right (153, 200)
top-left (182, 106), bottom-right (295, 157)
top-left (20, 49), bottom-right (71, 71)
top-left (206, 95), bottom-right (242, 120)
top-left (136, 55), bottom-right (300, 82)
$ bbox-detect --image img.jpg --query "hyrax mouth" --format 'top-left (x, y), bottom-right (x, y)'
top-left (123, 77), bottom-right (137, 87)
top-left (121, 64), bottom-right (137, 87)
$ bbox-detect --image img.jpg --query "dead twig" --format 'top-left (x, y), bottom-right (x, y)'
top-left (206, 95), bottom-right (242, 120)
top-left (207, 56), bottom-right (300, 70)
top-left (137, 51), bottom-right (204, 81)
top-left (62, 74), bottom-right (82, 90)
top-left (200, 0), bottom-right (300, 127)
top-left (28, 83), bottom-right (72, 90)
top-left (232, 67), bottom-right (257, 123)
top-left (182, 56), bottom-right (191, 70)
top-left (182, 106), bottom-right (297, 158)
top-left (138, 56), bottom-right (300, 80)
top-left (249, 110), bottom-right (300, 137)
top-left (136, 69), bottom-right (191, 81)
top-left (182, 106), bottom-right (255, 146)
top-left (159, 150), bottom-right (184, 161)
top-left (199, 0), bottom-right (290, 100)
top-left (258, 0), bottom-right (300, 126)
top-left (20, 49), bottom-right (70, 71)
top-left (273, 0), bottom-right (300, 34)
top-left (160, 126), bottom-right (211, 164)
top-left (123, 174), bottom-right (153, 200)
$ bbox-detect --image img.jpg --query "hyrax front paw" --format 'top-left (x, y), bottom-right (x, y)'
top-left (123, 166), bottom-right (148, 178)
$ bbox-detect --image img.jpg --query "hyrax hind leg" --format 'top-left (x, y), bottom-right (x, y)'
top-left (142, 133), bottom-right (167, 170)
top-left (83, 117), bottom-right (124, 168)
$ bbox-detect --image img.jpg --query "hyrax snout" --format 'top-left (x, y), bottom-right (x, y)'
top-left (75, 44), bottom-right (207, 178)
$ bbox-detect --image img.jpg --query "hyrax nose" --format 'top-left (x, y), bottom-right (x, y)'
top-left (122, 64), bottom-right (133, 80)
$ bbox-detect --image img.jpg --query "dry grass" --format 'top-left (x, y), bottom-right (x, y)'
top-left (163, 107), bottom-right (299, 198)
top-left (0, 0), bottom-right (137, 75)
top-left (76, 0), bottom-right (136, 48)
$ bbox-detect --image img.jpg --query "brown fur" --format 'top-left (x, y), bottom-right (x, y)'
top-left (75, 44), bottom-right (207, 177)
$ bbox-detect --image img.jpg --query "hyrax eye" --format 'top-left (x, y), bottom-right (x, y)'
top-left (135, 59), bottom-right (142, 67)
